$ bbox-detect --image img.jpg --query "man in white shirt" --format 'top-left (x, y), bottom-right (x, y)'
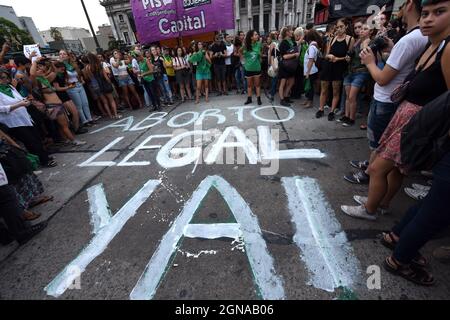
top-left (225, 34), bottom-right (235, 92)
top-left (344, 0), bottom-right (428, 186)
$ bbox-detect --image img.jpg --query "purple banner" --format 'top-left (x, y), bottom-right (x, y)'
top-left (131, 0), bottom-right (235, 43)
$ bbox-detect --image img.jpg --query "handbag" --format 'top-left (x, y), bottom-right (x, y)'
top-left (0, 141), bottom-right (33, 184)
top-left (391, 44), bottom-right (440, 104)
top-left (280, 46), bottom-right (299, 75)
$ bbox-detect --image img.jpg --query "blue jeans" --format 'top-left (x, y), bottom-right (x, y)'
top-left (67, 82), bottom-right (92, 125)
top-left (157, 74), bottom-right (173, 103)
top-left (270, 76), bottom-right (278, 98)
top-left (235, 65), bottom-right (247, 92)
top-left (367, 99), bottom-right (398, 150)
top-left (392, 151), bottom-right (450, 264)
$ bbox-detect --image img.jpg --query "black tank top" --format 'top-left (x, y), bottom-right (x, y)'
top-left (329, 36), bottom-right (351, 58)
top-left (405, 36), bottom-right (450, 106)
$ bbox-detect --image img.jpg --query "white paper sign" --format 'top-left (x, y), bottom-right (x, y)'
top-left (23, 44), bottom-right (41, 63)
top-left (0, 163), bottom-right (8, 186)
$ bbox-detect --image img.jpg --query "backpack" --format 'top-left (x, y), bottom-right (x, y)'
top-left (401, 91), bottom-right (450, 171)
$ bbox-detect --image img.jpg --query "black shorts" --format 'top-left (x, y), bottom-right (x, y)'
top-left (245, 70), bottom-right (261, 78)
top-left (213, 64), bottom-right (226, 81)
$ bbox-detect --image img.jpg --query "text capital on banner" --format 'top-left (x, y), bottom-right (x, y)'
top-left (131, 0), bottom-right (235, 44)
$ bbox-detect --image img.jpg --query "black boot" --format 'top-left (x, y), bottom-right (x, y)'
top-left (244, 97), bottom-right (253, 105)
top-left (257, 97), bottom-right (262, 106)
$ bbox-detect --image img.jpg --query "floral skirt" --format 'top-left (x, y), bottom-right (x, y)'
top-left (13, 173), bottom-right (44, 209)
top-left (376, 100), bottom-right (423, 174)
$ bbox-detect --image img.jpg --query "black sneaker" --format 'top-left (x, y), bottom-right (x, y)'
top-left (342, 119), bottom-right (355, 127)
top-left (280, 99), bottom-right (291, 107)
top-left (316, 110), bottom-right (324, 118)
top-left (328, 112), bottom-right (335, 121)
top-left (257, 97), bottom-right (262, 106)
top-left (17, 222), bottom-right (48, 246)
top-left (336, 116), bottom-right (349, 123)
top-left (344, 171), bottom-right (370, 185)
top-left (285, 97), bottom-right (294, 103)
top-left (350, 160), bottom-right (369, 171)
top-left (244, 98), bottom-right (253, 105)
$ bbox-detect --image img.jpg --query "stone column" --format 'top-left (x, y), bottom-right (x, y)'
top-left (123, 12), bottom-right (136, 44)
top-left (259, 0), bottom-right (264, 33)
top-left (108, 14), bottom-right (119, 40)
top-left (270, 0), bottom-right (276, 31)
top-left (247, 0), bottom-right (252, 31)
top-left (235, 0), bottom-right (240, 31)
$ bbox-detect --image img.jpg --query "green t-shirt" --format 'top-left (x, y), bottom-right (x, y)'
top-left (189, 51), bottom-right (211, 75)
top-left (139, 59), bottom-right (154, 83)
top-left (243, 42), bottom-right (262, 72)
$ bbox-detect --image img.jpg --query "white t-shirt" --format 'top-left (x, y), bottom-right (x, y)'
top-left (374, 28), bottom-right (428, 103)
top-left (131, 58), bottom-right (140, 74)
top-left (110, 57), bottom-right (129, 77)
top-left (225, 44), bottom-right (234, 65)
top-left (304, 44), bottom-right (319, 75)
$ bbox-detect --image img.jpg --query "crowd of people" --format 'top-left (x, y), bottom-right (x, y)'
top-left (0, 0), bottom-right (449, 288)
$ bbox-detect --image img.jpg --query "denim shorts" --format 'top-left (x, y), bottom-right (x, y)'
top-left (343, 72), bottom-right (370, 88)
top-left (367, 99), bottom-right (398, 150)
top-left (116, 75), bottom-right (134, 87)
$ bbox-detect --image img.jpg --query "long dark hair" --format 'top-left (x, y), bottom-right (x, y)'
top-left (87, 53), bottom-right (101, 74)
top-left (245, 30), bottom-right (256, 52)
top-left (305, 29), bottom-right (323, 48)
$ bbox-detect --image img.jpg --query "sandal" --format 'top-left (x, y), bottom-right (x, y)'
top-left (381, 232), bottom-right (398, 250)
top-left (384, 256), bottom-right (434, 286)
top-left (29, 195), bottom-right (54, 209)
top-left (22, 210), bottom-right (42, 222)
top-left (381, 232), bottom-right (429, 268)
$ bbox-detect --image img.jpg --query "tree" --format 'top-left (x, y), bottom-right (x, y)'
top-left (0, 17), bottom-right (34, 52)
top-left (50, 27), bottom-right (64, 42)
top-left (108, 39), bottom-right (126, 51)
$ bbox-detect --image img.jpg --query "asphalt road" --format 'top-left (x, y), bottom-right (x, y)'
top-left (1, 93), bottom-right (449, 300)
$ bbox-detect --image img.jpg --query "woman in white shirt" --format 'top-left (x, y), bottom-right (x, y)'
top-left (303, 31), bottom-right (322, 109)
top-left (173, 47), bottom-right (193, 102)
top-left (110, 50), bottom-right (143, 110)
top-left (0, 68), bottom-right (56, 167)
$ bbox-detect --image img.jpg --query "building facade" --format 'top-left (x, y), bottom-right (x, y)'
top-left (0, 5), bottom-right (45, 46)
top-left (100, 0), bottom-right (316, 45)
top-left (40, 27), bottom-right (92, 45)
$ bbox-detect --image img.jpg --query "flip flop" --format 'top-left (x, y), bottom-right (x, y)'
top-left (384, 256), bottom-right (434, 286)
top-left (22, 210), bottom-right (42, 222)
top-left (29, 195), bottom-right (54, 209)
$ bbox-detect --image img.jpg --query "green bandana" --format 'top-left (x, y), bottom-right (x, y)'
top-left (37, 76), bottom-right (55, 91)
top-left (64, 61), bottom-right (75, 72)
top-left (0, 84), bottom-right (14, 98)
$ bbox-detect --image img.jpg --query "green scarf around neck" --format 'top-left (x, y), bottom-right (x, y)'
top-left (0, 84), bottom-right (14, 98)
top-left (37, 76), bottom-right (55, 91)
top-left (64, 61), bottom-right (75, 72)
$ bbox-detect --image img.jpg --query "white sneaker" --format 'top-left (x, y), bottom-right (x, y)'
top-left (353, 195), bottom-right (390, 215)
top-left (72, 140), bottom-right (87, 146)
top-left (405, 187), bottom-right (428, 201)
top-left (412, 184), bottom-right (431, 192)
top-left (341, 205), bottom-right (377, 221)
top-left (324, 104), bottom-right (330, 109)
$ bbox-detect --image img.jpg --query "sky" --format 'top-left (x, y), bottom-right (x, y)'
top-left (0, 0), bottom-right (110, 33)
